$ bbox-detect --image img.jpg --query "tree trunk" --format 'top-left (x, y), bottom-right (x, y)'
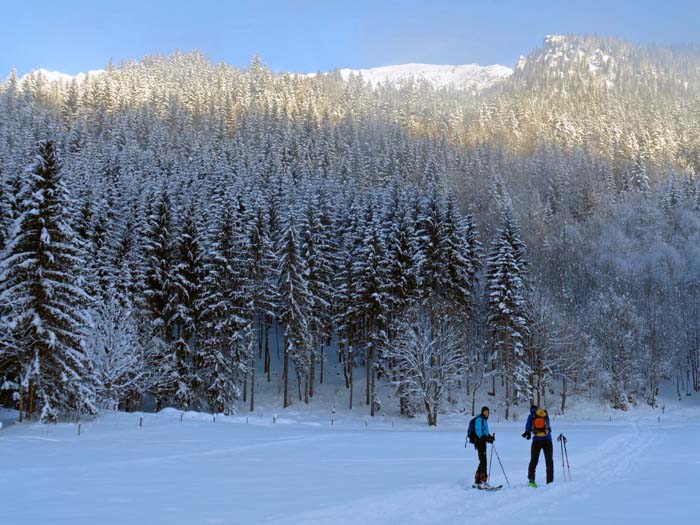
top-left (250, 343), bottom-right (256, 412)
top-left (264, 317), bottom-right (271, 382)
top-left (18, 389), bottom-right (24, 423)
top-left (505, 374), bottom-right (511, 420)
top-left (366, 347), bottom-right (371, 407)
top-left (283, 344), bottom-right (289, 408)
top-left (349, 347), bottom-right (354, 410)
top-left (341, 343), bottom-right (350, 388)
top-left (309, 346), bottom-right (315, 398)
top-left (424, 398), bottom-right (433, 426)
top-left (276, 320), bottom-right (280, 360)
top-left (258, 315), bottom-right (263, 359)
top-left (399, 381), bottom-right (407, 416)
top-left (297, 371), bottom-right (302, 401)
top-left (370, 354), bottom-right (376, 417)
top-left (242, 355), bottom-right (248, 402)
top-left (470, 365), bottom-right (484, 417)
top-left (320, 342), bottom-right (325, 385)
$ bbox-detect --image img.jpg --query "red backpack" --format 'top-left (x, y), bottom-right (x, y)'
top-left (532, 409), bottom-right (549, 437)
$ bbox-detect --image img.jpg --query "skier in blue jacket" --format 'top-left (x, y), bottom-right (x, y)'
top-left (522, 405), bottom-right (554, 487)
top-left (473, 406), bottom-right (495, 487)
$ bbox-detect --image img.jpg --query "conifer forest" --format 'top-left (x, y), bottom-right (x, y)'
top-left (2, 35), bottom-right (700, 424)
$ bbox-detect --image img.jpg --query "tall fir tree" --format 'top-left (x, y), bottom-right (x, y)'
top-left (299, 199), bottom-right (333, 401)
top-left (142, 186), bottom-right (178, 408)
top-left (171, 201), bottom-right (205, 409)
top-left (199, 202), bottom-right (248, 413)
top-left (486, 208), bottom-right (530, 419)
top-left (0, 140), bottom-right (96, 421)
top-left (247, 202), bottom-right (277, 408)
top-left (352, 203), bottom-right (389, 415)
top-left (277, 218), bottom-right (311, 408)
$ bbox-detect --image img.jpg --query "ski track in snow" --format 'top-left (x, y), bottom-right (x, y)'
top-left (264, 422), bottom-right (660, 525)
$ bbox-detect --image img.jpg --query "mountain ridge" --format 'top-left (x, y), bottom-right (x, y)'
top-left (325, 63), bottom-right (513, 92)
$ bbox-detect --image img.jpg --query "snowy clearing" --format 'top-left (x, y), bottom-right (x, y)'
top-left (1, 400), bottom-right (699, 525)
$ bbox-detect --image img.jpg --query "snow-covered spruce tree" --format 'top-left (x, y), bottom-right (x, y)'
top-left (628, 151), bottom-right (650, 195)
top-left (170, 202), bottom-right (205, 410)
top-left (352, 203), bottom-right (389, 416)
top-left (112, 201), bottom-right (141, 304)
top-left (442, 196), bottom-right (478, 317)
top-left (74, 193), bottom-right (94, 246)
top-left (299, 198), bottom-right (333, 401)
top-left (387, 307), bottom-right (464, 426)
top-left (85, 195), bottom-right (117, 298)
top-left (334, 199), bottom-right (362, 409)
top-left (230, 193), bottom-right (255, 406)
top-left (382, 185), bottom-right (420, 323)
top-left (0, 176), bottom-right (11, 252)
top-left (486, 208), bottom-right (531, 420)
top-left (199, 201), bottom-right (249, 414)
top-left (382, 206), bottom-right (421, 416)
top-left (142, 187), bottom-right (178, 409)
top-left (248, 202), bottom-right (277, 398)
top-left (0, 140), bottom-right (96, 421)
top-left (277, 218), bottom-right (312, 408)
top-left (460, 211), bottom-right (487, 416)
top-left (462, 212), bottom-right (484, 298)
top-left (313, 188), bottom-right (339, 388)
top-left (416, 182), bottom-right (448, 307)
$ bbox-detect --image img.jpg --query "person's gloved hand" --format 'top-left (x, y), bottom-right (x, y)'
top-left (522, 431), bottom-right (531, 440)
top-left (487, 435), bottom-right (495, 443)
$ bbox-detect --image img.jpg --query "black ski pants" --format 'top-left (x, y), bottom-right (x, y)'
top-left (528, 439), bottom-right (554, 483)
top-left (475, 440), bottom-right (488, 481)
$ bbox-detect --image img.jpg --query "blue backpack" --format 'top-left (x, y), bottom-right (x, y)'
top-left (467, 416), bottom-right (478, 444)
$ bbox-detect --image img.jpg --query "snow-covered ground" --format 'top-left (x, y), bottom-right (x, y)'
top-left (1, 396), bottom-right (699, 524)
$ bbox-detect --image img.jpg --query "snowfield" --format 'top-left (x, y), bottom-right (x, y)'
top-left (1, 399), bottom-right (699, 525)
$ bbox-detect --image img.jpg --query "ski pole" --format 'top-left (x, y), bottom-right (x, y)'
top-left (563, 437), bottom-right (572, 481)
top-left (557, 434), bottom-right (566, 481)
top-left (488, 438), bottom-right (494, 483)
top-left (491, 442), bottom-right (511, 488)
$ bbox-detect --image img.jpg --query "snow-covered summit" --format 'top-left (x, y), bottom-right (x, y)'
top-left (518, 35), bottom-right (618, 84)
top-left (312, 63), bottom-right (513, 92)
top-left (20, 68), bottom-right (104, 84)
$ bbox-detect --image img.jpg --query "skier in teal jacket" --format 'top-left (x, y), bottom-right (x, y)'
top-left (473, 406), bottom-right (495, 486)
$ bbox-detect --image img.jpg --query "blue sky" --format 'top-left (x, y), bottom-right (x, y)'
top-left (2, 0), bottom-right (699, 76)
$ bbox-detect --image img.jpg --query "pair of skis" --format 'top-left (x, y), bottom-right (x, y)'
top-left (472, 483), bottom-right (503, 491)
top-left (473, 441), bottom-right (505, 491)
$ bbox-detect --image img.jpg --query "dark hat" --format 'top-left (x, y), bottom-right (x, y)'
top-left (481, 406), bottom-right (490, 414)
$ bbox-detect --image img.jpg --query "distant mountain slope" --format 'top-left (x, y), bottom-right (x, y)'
top-left (20, 68), bottom-right (104, 84)
top-left (11, 35), bottom-right (700, 171)
top-left (311, 63), bottom-right (513, 92)
top-left (478, 34), bottom-right (700, 169)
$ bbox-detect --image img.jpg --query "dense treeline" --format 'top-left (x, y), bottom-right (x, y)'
top-left (1, 35), bottom-right (700, 424)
